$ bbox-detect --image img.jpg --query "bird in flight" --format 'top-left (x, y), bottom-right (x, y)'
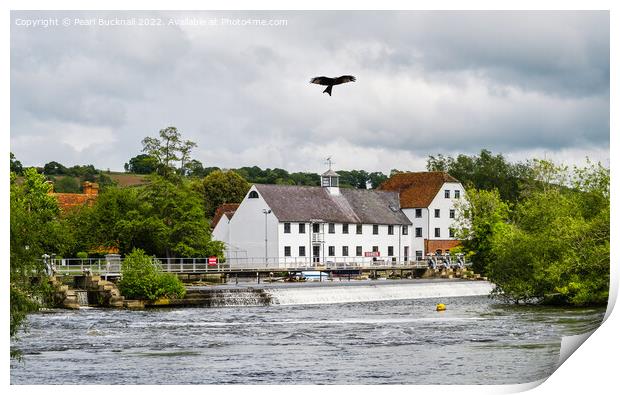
top-left (310, 75), bottom-right (356, 96)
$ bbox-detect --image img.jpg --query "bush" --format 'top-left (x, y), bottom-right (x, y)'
top-left (76, 251), bottom-right (88, 260)
top-left (118, 249), bottom-right (186, 301)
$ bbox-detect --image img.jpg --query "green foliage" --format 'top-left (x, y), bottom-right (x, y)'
top-left (43, 161), bottom-right (67, 175)
top-left (454, 188), bottom-right (510, 275)
top-left (141, 126), bottom-right (197, 177)
top-left (337, 170), bottom-right (388, 189)
top-left (76, 251), bottom-right (88, 260)
top-left (54, 176), bottom-right (81, 193)
top-left (10, 152), bottom-right (23, 174)
top-left (482, 161), bottom-right (609, 306)
top-left (125, 154), bottom-right (159, 174)
top-left (118, 249), bottom-right (186, 300)
top-left (427, 149), bottom-right (532, 202)
top-left (231, 166), bottom-right (389, 189)
top-left (193, 170), bottom-right (251, 217)
top-left (69, 176), bottom-right (223, 258)
top-left (10, 168), bottom-right (71, 351)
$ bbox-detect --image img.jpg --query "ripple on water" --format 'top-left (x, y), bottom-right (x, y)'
top-left (10, 295), bottom-right (605, 385)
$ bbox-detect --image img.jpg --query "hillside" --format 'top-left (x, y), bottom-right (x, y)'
top-left (107, 172), bottom-right (149, 187)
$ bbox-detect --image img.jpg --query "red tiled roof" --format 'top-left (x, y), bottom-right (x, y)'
top-left (379, 172), bottom-right (459, 208)
top-left (52, 193), bottom-right (97, 212)
top-left (49, 181), bottom-right (100, 213)
top-left (212, 203), bottom-right (240, 228)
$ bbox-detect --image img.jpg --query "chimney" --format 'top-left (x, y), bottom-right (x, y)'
top-left (82, 181), bottom-right (99, 195)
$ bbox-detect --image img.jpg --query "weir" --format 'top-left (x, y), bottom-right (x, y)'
top-left (266, 281), bottom-right (494, 306)
top-left (166, 280), bottom-right (494, 308)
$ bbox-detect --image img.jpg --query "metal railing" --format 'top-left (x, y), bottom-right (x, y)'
top-left (48, 255), bottom-right (470, 276)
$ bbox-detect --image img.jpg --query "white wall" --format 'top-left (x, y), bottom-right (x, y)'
top-left (401, 181), bottom-right (466, 257)
top-left (278, 222), bottom-right (411, 265)
top-left (403, 208), bottom-right (427, 259)
top-left (212, 216), bottom-right (230, 245)
top-left (227, 186), bottom-right (279, 263)
top-left (427, 182), bottom-right (465, 242)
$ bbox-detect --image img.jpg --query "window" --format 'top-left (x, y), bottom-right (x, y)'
top-left (455, 190), bottom-right (461, 199)
top-left (299, 223), bottom-right (306, 234)
top-left (342, 246), bottom-right (349, 256)
top-left (299, 246), bottom-right (306, 256)
top-left (435, 228), bottom-right (441, 237)
top-left (402, 226), bottom-right (408, 235)
top-left (284, 246), bottom-right (291, 257)
top-left (445, 189), bottom-right (450, 198)
top-left (356, 246), bottom-right (363, 256)
top-left (388, 246), bottom-right (394, 256)
top-left (415, 208), bottom-right (422, 218)
top-left (372, 246), bottom-right (379, 252)
top-left (434, 209), bottom-right (440, 218)
top-left (415, 250), bottom-right (423, 260)
top-left (248, 190), bottom-right (259, 198)
top-left (312, 223), bottom-right (320, 233)
top-left (449, 228), bottom-right (456, 238)
top-left (328, 223), bottom-right (335, 234)
top-left (356, 224), bottom-right (363, 234)
top-left (284, 223), bottom-right (291, 233)
top-left (373, 225), bottom-right (379, 235)
top-left (388, 225), bottom-right (394, 235)
top-left (328, 246), bottom-right (335, 256)
top-left (342, 224), bottom-right (349, 234)
top-left (415, 227), bottom-right (423, 237)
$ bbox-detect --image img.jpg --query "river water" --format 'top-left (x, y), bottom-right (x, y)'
top-left (10, 280), bottom-right (605, 385)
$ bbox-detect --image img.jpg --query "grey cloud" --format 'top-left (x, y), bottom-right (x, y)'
top-left (10, 10), bottom-right (609, 173)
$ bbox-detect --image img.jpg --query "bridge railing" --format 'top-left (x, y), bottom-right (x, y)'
top-left (50, 256), bottom-right (470, 275)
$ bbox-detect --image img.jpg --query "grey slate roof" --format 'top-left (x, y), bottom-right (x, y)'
top-left (254, 184), bottom-right (411, 225)
top-left (321, 169), bottom-right (340, 177)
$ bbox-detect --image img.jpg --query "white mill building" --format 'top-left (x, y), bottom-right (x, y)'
top-left (212, 169), bottom-right (465, 268)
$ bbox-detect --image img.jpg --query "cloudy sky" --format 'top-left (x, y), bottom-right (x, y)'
top-left (10, 10), bottom-right (609, 173)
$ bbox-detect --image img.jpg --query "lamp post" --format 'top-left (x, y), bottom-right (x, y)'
top-left (262, 209), bottom-right (272, 267)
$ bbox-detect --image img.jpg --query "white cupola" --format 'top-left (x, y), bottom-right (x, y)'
top-left (321, 169), bottom-right (340, 195)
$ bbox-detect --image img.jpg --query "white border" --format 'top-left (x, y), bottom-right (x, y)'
top-left (3, 2), bottom-right (616, 395)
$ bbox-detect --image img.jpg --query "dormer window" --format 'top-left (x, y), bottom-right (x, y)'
top-left (248, 191), bottom-right (259, 199)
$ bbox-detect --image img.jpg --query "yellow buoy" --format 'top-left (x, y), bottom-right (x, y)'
top-left (436, 303), bottom-right (446, 311)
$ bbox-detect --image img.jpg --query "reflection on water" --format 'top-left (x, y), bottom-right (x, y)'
top-left (10, 294), bottom-right (604, 385)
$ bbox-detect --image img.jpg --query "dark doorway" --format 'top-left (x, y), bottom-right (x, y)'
top-left (313, 245), bottom-right (321, 263)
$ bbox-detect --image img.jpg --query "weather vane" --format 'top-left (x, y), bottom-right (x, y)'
top-left (325, 156), bottom-right (335, 170)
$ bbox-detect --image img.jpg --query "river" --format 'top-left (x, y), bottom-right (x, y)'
top-left (10, 280), bottom-right (605, 385)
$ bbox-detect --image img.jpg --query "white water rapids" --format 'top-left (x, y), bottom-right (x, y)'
top-left (265, 280), bottom-right (494, 305)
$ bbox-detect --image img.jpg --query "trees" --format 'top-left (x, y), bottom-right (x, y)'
top-left (178, 140), bottom-right (198, 175)
top-left (43, 161), bottom-right (67, 175)
top-left (71, 176), bottom-right (223, 258)
top-left (192, 170), bottom-right (251, 218)
top-left (124, 154), bottom-right (159, 174)
top-left (454, 188), bottom-right (510, 275)
top-left (54, 176), bottom-right (81, 193)
top-left (426, 150), bottom-right (531, 202)
top-left (10, 152), bottom-right (23, 174)
top-left (481, 161), bottom-right (609, 306)
top-left (141, 126), bottom-right (197, 177)
top-left (10, 168), bottom-right (72, 348)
